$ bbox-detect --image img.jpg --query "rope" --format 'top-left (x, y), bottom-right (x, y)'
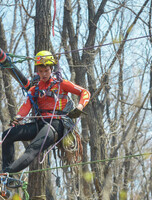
top-left (0, 53), bottom-right (80, 168)
top-left (3, 35), bottom-right (151, 64)
top-left (10, 152), bottom-right (152, 175)
top-left (7, 58), bottom-right (39, 114)
top-left (0, 127), bottom-right (13, 145)
top-left (0, 174), bottom-right (29, 200)
top-left (39, 118), bottom-right (81, 164)
top-left (38, 59), bottom-right (64, 164)
top-left (1, 34), bottom-right (151, 176)
top-left (38, 82), bottom-right (61, 164)
top-left (22, 182), bottom-right (29, 200)
top-left (55, 35), bottom-right (151, 56)
top-left (7, 53), bottom-right (33, 63)
top-left (11, 66), bottom-right (38, 114)
top-left (0, 57), bottom-right (39, 145)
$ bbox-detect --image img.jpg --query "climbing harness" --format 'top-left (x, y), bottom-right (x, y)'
top-left (34, 78), bottom-right (59, 100)
top-left (38, 81), bottom-right (61, 164)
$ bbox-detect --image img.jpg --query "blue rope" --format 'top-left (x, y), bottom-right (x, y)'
top-left (4, 57), bottom-right (38, 114)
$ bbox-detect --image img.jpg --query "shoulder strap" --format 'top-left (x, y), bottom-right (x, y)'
top-left (34, 80), bottom-right (57, 100)
top-left (47, 80), bottom-right (57, 91)
top-left (34, 83), bottom-right (39, 99)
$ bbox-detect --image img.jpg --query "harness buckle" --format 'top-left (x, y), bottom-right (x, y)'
top-left (39, 90), bottom-right (46, 98)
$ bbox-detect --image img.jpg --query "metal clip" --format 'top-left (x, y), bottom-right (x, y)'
top-left (0, 175), bottom-right (8, 197)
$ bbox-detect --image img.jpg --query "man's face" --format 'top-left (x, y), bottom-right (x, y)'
top-left (37, 65), bottom-right (52, 82)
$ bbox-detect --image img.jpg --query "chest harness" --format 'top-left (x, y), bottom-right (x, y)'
top-left (33, 80), bottom-right (68, 115)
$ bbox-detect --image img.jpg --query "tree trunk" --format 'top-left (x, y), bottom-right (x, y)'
top-left (0, 18), bottom-right (17, 120)
top-left (35, 0), bottom-right (52, 53)
top-left (28, 0), bottom-right (54, 199)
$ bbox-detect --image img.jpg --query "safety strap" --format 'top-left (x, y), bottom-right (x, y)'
top-left (33, 79), bottom-right (68, 115)
top-left (34, 80), bottom-right (57, 99)
top-left (38, 109), bottom-right (67, 115)
top-left (33, 80), bottom-right (56, 114)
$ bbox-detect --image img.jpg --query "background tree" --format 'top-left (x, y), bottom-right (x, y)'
top-left (0, 0), bottom-right (152, 199)
top-left (27, 0), bottom-right (54, 199)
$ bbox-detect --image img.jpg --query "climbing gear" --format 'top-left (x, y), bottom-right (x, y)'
top-left (34, 50), bottom-right (57, 66)
top-left (43, 99), bottom-right (83, 166)
top-left (59, 100), bottom-right (83, 163)
top-left (0, 48), bottom-right (31, 90)
top-left (0, 52), bottom-right (36, 114)
top-left (0, 173), bottom-right (29, 200)
top-left (0, 173), bottom-right (12, 199)
top-left (38, 82), bottom-right (62, 164)
top-left (67, 108), bottom-right (88, 119)
top-left (22, 182), bottom-right (29, 200)
top-left (34, 79), bottom-right (67, 100)
top-left (33, 79), bottom-right (68, 117)
top-left (60, 117), bottom-right (83, 162)
top-left (27, 91), bottom-right (39, 115)
top-left (1, 48), bottom-right (87, 192)
top-left (34, 79), bottom-right (55, 99)
top-left (33, 79), bottom-right (57, 115)
top-left (38, 110), bottom-right (67, 115)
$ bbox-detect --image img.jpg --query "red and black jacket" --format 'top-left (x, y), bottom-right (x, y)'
top-left (17, 77), bottom-right (90, 119)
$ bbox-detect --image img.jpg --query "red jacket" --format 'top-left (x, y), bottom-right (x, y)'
top-left (17, 77), bottom-right (90, 118)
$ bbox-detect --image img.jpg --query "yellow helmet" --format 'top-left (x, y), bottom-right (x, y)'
top-left (34, 50), bottom-right (57, 66)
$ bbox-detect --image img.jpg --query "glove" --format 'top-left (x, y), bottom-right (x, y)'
top-left (67, 108), bottom-right (88, 119)
top-left (9, 115), bottom-right (21, 127)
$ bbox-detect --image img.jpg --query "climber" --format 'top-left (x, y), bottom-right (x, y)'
top-left (1, 50), bottom-right (90, 173)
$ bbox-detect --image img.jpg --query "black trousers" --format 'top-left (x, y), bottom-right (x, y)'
top-left (2, 119), bottom-right (64, 173)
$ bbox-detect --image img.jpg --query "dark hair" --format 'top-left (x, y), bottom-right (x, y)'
top-left (36, 64), bottom-right (53, 70)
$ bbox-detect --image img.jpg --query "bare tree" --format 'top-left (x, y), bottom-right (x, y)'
top-left (0, 0), bottom-right (152, 199)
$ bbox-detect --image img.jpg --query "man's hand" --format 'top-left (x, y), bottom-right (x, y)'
top-left (67, 104), bottom-right (87, 119)
top-left (9, 115), bottom-right (22, 127)
top-left (76, 104), bottom-right (84, 111)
